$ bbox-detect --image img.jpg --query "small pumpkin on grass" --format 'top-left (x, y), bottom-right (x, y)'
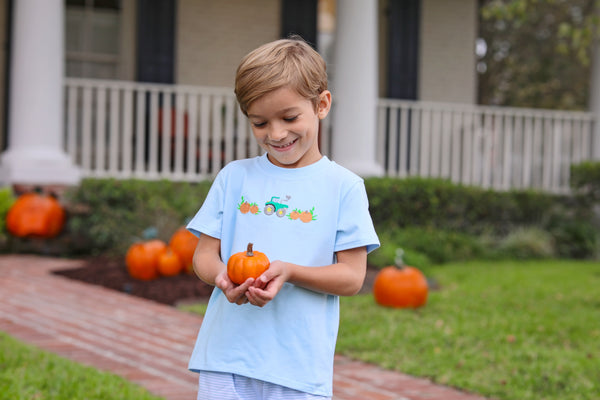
top-left (6, 190), bottom-right (66, 238)
top-left (125, 239), bottom-right (167, 281)
top-left (373, 249), bottom-right (428, 308)
top-left (227, 243), bottom-right (270, 285)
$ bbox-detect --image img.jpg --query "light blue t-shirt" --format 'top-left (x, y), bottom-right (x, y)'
top-left (187, 154), bottom-right (379, 397)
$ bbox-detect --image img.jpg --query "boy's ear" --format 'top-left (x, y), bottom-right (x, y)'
top-left (317, 90), bottom-right (332, 119)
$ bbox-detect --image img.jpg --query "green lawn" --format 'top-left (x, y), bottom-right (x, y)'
top-left (337, 260), bottom-right (600, 400)
top-left (0, 332), bottom-right (164, 400)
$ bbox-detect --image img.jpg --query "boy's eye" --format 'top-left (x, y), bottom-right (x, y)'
top-left (284, 115), bottom-right (298, 122)
top-left (252, 121), bottom-right (267, 128)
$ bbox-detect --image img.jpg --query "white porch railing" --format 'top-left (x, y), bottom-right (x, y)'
top-left (64, 78), bottom-right (261, 182)
top-left (377, 99), bottom-right (597, 193)
top-left (64, 78), bottom-right (598, 192)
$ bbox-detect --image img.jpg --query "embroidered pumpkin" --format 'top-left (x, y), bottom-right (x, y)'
top-left (239, 202), bottom-right (251, 214)
top-left (169, 227), bottom-right (199, 273)
top-left (6, 191), bottom-right (66, 238)
top-left (157, 248), bottom-right (183, 277)
top-left (373, 249), bottom-right (428, 308)
top-left (125, 239), bottom-right (167, 281)
top-left (227, 243), bottom-right (270, 285)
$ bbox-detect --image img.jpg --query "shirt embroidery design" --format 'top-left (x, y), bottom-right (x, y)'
top-left (237, 195), bottom-right (317, 223)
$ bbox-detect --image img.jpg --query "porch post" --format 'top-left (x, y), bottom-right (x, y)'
top-left (0, 0), bottom-right (81, 186)
top-left (330, 0), bottom-right (383, 176)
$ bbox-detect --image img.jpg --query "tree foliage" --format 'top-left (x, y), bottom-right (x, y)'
top-left (478, 0), bottom-right (598, 110)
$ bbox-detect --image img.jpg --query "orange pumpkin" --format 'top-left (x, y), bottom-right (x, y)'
top-left (125, 239), bottom-right (167, 281)
top-left (157, 248), bottom-right (183, 277)
top-left (227, 243), bottom-right (270, 285)
top-left (373, 249), bottom-right (428, 308)
top-left (169, 228), bottom-right (199, 273)
top-left (239, 202), bottom-right (251, 214)
top-left (6, 192), bottom-right (66, 238)
top-left (299, 211), bottom-right (313, 223)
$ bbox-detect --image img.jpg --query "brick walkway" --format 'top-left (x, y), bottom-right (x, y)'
top-left (0, 255), bottom-right (491, 400)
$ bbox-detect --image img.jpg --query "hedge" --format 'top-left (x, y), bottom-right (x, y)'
top-left (2, 170), bottom-right (598, 261)
top-left (364, 177), bottom-right (574, 235)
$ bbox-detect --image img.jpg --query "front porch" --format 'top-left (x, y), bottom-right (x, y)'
top-left (63, 78), bottom-right (598, 193)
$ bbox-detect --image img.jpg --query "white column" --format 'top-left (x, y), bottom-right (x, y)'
top-left (330, 0), bottom-right (383, 176)
top-left (0, 0), bottom-right (80, 186)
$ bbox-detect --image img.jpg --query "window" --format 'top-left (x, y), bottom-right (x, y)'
top-left (65, 0), bottom-right (122, 79)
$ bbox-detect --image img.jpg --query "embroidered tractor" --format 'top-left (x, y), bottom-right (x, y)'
top-left (264, 196), bottom-right (290, 217)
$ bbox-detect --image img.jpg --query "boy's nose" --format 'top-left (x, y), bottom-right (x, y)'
top-left (268, 124), bottom-right (287, 141)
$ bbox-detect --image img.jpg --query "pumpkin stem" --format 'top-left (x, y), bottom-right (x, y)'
top-left (142, 226), bottom-right (158, 240)
top-left (394, 248), bottom-right (405, 269)
top-left (246, 243), bottom-right (254, 257)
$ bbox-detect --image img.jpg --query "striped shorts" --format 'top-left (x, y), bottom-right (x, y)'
top-left (197, 371), bottom-right (332, 400)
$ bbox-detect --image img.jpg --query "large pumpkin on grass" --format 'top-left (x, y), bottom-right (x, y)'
top-left (6, 192), bottom-right (66, 238)
top-left (169, 227), bottom-right (198, 273)
top-left (227, 243), bottom-right (270, 285)
top-left (125, 239), bottom-right (167, 281)
top-left (373, 249), bottom-right (428, 308)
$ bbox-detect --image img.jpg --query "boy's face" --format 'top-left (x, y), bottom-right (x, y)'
top-left (247, 87), bottom-right (331, 169)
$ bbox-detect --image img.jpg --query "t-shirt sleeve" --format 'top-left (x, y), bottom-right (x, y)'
top-left (335, 180), bottom-right (380, 254)
top-left (186, 172), bottom-right (225, 239)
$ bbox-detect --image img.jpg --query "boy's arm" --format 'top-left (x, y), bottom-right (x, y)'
top-left (192, 233), bottom-right (255, 305)
top-left (246, 246), bottom-right (367, 307)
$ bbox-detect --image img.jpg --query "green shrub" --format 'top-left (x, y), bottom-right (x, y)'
top-left (364, 177), bottom-right (572, 235)
top-left (369, 227), bottom-right (486, 265)
top-left (368, 230), bottom-right (432, 270)
top-left (366, 233), bottom-right (396, 268)
top-left (4, 174), bottom-right (597, 261)
top-left (63, 178), bottom-right (212, 255)
top-left (570, 161), bottom-right (600, 203)
top-left (365, 176), bottom-right (597, 260)
top-left (570, 161), bottom-right (600, 233)
top-left (496, 227), bottom-right (556, 259)
top-left (547, 218), bottom-right (600, 259)
top-left (0, 187), bottom-right (15, 243)
top-left (397, 227), bottom-right (487, 264)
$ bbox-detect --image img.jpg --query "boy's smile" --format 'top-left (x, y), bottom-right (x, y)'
top-left (247, 87), bottom-right (331, 169)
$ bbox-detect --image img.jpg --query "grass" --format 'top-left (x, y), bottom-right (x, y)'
top-left (0, 332), bottom-right (164, 400)
top-left (179, 260), bottom-right (600, 399)
top-left (336, 260), bottom-right (600, 400)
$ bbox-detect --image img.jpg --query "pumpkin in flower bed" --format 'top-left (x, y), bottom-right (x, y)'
top-left (125, 239), bottom-right (167, 281)
top-left (227, 243), bottom-right (270, 285)
top-left (6, 191), bottom-right (65, 238)
top-left (373, 249), bottom-right (428, 308)
top-left (158, 248), bottom-right (184, 277)
top-left (169, 227), bottom-right (198, 273)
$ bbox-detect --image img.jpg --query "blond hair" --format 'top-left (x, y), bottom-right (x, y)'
top-left (235, 37), bottom-right (328, 116)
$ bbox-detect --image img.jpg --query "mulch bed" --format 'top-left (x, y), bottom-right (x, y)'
top-left (53, 257), bottom-right (378, 306)
top-left (53, 257), bottom-right (214, 306)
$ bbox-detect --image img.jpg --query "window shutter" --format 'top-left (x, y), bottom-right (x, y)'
top-left (136, 0), bottom-right (175, 83)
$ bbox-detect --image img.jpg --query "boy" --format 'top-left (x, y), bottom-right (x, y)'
top-left (187, 37), bottom-right (379, 400)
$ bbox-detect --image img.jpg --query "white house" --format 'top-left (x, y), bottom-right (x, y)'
top-left (1, 0), bottom-right (596, 192)
top-left (0, 0), bottom-right (480, 186)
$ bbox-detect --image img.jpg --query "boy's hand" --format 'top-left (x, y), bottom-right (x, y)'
top-left (245, 260), bottom-right (289, 307)
top-left (215, 269), bottom-right (254, 305)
